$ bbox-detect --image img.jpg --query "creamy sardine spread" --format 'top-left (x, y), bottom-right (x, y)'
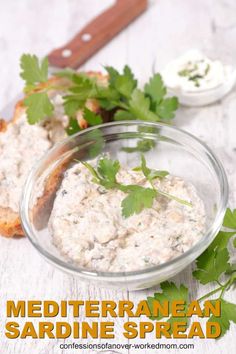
top-left (0, 95), bottom-right (67, 213)
top-left (0, 115), bottom-right (52, 212)
top-left (49, 161), bottom-right (206, 272)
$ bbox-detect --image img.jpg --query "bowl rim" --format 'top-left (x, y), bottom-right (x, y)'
top-left (20, 120), bottom-right (229, 280)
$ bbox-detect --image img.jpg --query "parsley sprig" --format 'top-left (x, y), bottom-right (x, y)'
top-left (79, 155), bottom-right (191, 218)
top-left (20, 54), bottom-right (179, 130)
top-left (20, 55), bottom-right (55, 124)
top-left (147, 208), bottom-right (236, 338)
top-left (133, 155), bottom-right (192, 206)
top-left (20, 54), bottom-right (48, 87)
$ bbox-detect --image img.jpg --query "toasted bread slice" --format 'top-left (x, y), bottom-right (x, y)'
top-left (0, 72), bottom-right (108, 238)
top-left (0, 208), bottom-right (24, 237)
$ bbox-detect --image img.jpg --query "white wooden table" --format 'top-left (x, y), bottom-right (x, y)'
top-left (0, 1), bottom-right (235, 353)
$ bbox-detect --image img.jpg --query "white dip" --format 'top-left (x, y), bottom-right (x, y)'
top-left (162, 49), bottom-right (236, 106)
top-left (49, 161), bottom-right (206, 272)
top-left (162, 49), bottom-right (234, 92)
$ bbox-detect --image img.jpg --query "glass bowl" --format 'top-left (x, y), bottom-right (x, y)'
top-left (20, 121), bottom-right (228, 290)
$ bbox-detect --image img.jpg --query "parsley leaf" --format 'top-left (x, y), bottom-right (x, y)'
top-left (155, 97), bottom-right (179, 120)
top-left (122, 139), bottom-right (155, 153)
top-left (24, 92), bottom-right (54, 124)
top-left (209, 230), bottom-right (236, 251)
top-left (83, 108), bottom-right (103, 126)
top-left (86, 129), bottom-right (105, 159)
top-left (193, 248), bottom-right (230, 284)
top-left (113, 110), bottom-right (136, 121)
top-left (226, 263), bottom-right (236, 274)
top-left (75, 130), bottom-right (105, 158)
top-left (82, 157), bottom-right (120, 189)
top-left (62, 74), bottom-right (98, 122)
top-left (116, 74), bottom-right (135, 98)
top-left (121, 186), bottom-right (157, 217)
top-left (193, 231), bottom-right (235, 284)
top-left (97, 158), bottom-right (120, 185)
top-left (144, 73), bottom-right (167, 105)
top-left (68, 74), bottom-right (96, 97)
top-left (147, 282), bottom-right (189, 330)
top-left (115, 69), bottom-right (137, 98)
top-left (63, 99), bottom-right (82, 117)
top-left (95, 87), bottom-right (121, 110)
top-left (66, 117), bottom-right (81, 136)
top-left (144, 73), bottom-right (179, 121)
top-left (123, 65), bottom-right (137, 83)
top-left (20, 54), bottom-right (48, 85)
top-left (62, 74), bottom-right (97, 118)
top-left (129, 89), bottom-right (159, 122)
top-left (105, 66), bottom-right (119, 86)
top-left (223, 208), bottom-right (236, 229)
top-left (133, 154), bottom-right (169, 180)
top-left (105, 65), bottom-right (137, 98)
top-left (208, 299), bottom-right (236, 338)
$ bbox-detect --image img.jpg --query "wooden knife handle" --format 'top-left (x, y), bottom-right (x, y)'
top-left (48, 0), bottom-right (147, 69)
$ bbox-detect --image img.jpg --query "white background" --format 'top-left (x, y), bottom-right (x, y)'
top-left (0, 0), bottom-right (236, 353)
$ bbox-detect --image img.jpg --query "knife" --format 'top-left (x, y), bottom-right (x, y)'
top-left (1, 0), bottom-right (147, 120)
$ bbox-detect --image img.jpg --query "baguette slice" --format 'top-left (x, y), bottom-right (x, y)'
top-left (0, 72), bottom-right (108, 238)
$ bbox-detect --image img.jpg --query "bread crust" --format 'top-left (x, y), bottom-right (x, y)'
top-left (0, 71), bottom-right (108, 237)
top-left (32, 160), bottom-right (69, 230)
top-left (0, 119), bottom-right (7, 132)
top-left (0, 207), bottom-right (24, 237)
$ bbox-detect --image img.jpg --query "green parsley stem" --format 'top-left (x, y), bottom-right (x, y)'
top-left (148, 178), bottom-right (156, 190)
top-left (219, 276), bottom-right (235, 299)
top-left (216, 279), bottom-right (224, 287)
top-left (224, 272), bottom-right (236, 292)
top-left (148, 178), bottom-right (192, 207)
top-left (197, 286), bottom-right (222, 302)
top-left (197, 273), bottom-right (236, 302)
top-left (25, 84), bottom-right (70, 95)
top-left (157, 190), bottom-right (192, 207)
top-left (219, 287), bottom-right (226, 299)
top-left (118, 102), bottom-right (130, 110)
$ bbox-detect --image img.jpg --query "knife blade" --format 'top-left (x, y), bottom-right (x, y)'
top-left (0, 0), bottom-right (147, 120)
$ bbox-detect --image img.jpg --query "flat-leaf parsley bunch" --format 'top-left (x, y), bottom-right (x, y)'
top-left (20, 54), bottom-right (178, 133)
